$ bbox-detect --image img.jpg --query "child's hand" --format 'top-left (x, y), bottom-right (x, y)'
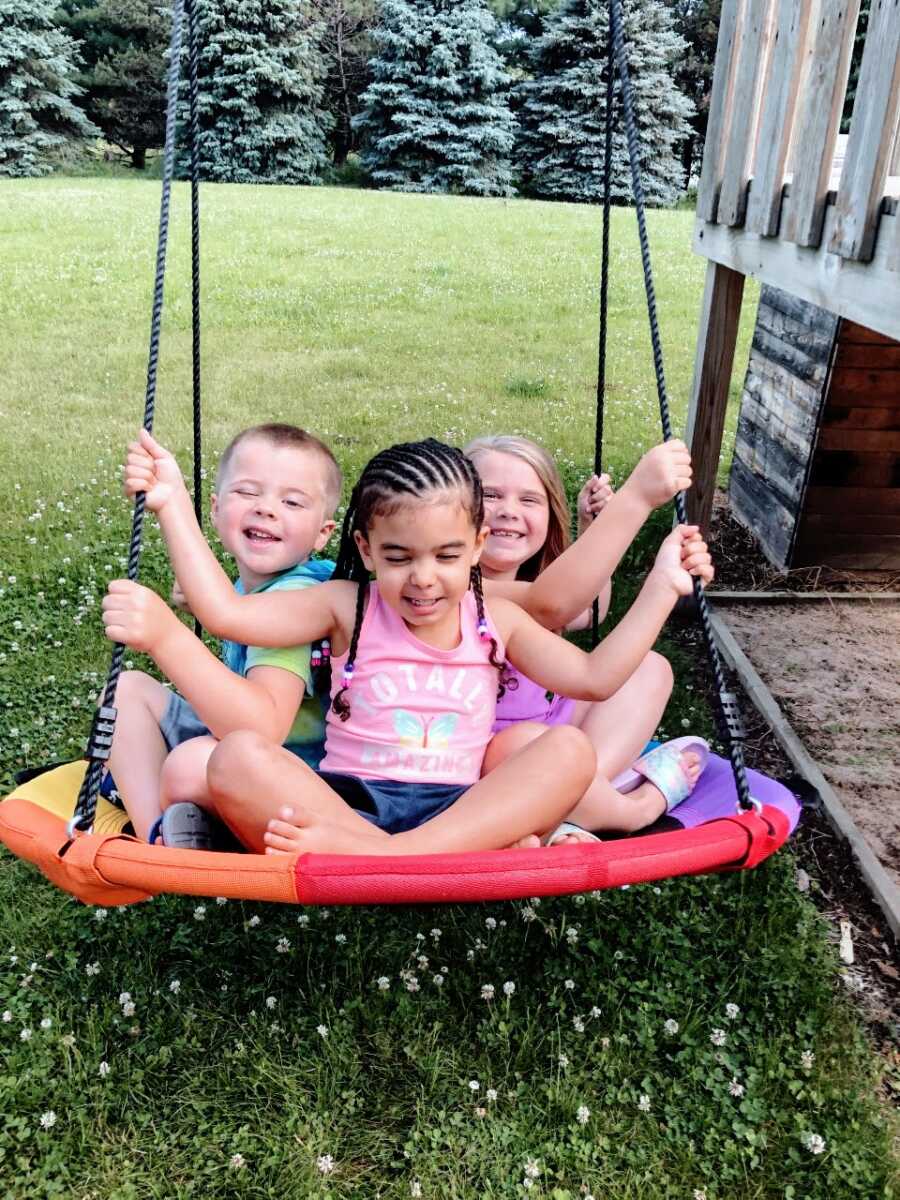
top-left (648, 525), bottom-right (714, 598)
top-left (124, 428), bottom-right (186, 513)
top-left (624, 439), bottom-right (693, 510)
top-left (577, 473), bottom-right (614, 526)
top-left (102, 579), bottom-right (179, 653)
top-left (170, 578), bottom-right (192, 614)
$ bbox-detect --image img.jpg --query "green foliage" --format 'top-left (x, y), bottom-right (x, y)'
top-left (313, 0), bottom-right (377, 165)
top-left (841, 0), bottom-right (871, 135)
top-left (178, 0), bottom-right (332, 185)
top-left (0, 0), bottom-right (99, 177)
top-left (64, 0), bottom-right (170, 170)
top-left (356, 0), bottom-right (516, 196)
top-left (669, 0), bottom-right (722, 186)
top-left (516, 0), bottom-right (694, 206)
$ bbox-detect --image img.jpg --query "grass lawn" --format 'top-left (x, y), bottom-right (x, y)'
top-left (0, 178), bottom-right (895, 1198)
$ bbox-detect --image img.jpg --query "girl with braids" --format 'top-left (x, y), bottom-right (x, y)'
top-left (106, 430), bottom-right (712, 856)
top-left (466, 434), bottom-right (709, 835)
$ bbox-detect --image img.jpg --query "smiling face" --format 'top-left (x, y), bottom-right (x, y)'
top-left (473, 450), bottom-right (551, 580)
top-left (354, 495), bottom-right (487, 648)
top-left (211, 436), bottom-right (336, 590)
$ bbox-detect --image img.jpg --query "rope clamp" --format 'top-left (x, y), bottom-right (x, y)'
top-left (736, 796), bottom-right (764, 816)
top-left (66, 817), bottom-right (93, 839)
top-left (85, 705), bottom-right (118, 763)
top-left (717, 690), bottom-right (746, 741)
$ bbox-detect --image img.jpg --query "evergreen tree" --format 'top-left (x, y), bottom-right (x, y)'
top-left (64, 0), bottom-right (169, 170)
top-left (0, 0), bottom-right (99, 177)
top-left (180, 0), bottom-right (331, 185)
top-left (670, 0), bottom-right (721, 187)
top-left (356, 0), bottom-right (515, 196)
top-left (516, 0), bottom-right (693, 206)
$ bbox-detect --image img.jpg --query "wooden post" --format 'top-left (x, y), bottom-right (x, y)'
top-left (685, 261), bottom-right (746, 533)
top-left (717, 0), bottom-right (775, 228)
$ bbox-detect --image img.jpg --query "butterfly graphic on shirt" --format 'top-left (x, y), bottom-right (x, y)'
top-left (392, 710), bottom-right (460, 749)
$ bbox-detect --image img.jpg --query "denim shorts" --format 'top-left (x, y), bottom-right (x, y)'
top-left (159, 693), bottom-right (210, 752)
top-left (317, 772), bottom-right (467, 835)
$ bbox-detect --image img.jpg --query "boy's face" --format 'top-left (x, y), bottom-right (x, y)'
top-left (211, 437), bottom-right (336, 590)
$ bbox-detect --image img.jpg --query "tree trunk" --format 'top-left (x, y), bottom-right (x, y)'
top-left (131, 144), bottom-right (147, 170)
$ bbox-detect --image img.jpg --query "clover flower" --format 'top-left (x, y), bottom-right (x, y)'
top-left (377, 977), bottom-right (390, 991)
top-left (565, 926), bottom-right (579, 945)
top-left (122, 1001), bottom-right (136, 1017)
top-left (229, 1153), bottom-right (246, 1169)
top-left (317, 1025), bottom-right (329, 1039)
top-left (316, 1154), bottom-right (335, 1174)
top-left (576, 1105), bottom-right (590, 1124)
top-left (266, 996), bottom-right (277, 1010)
top-left (468, 1080), bottom-right (480, 1092)
top-left (725, 1002), bottom-right (740, 1020)
top-left (410, 1182), bottom-right (422, 1197)
top-left (39, 1111), bottom-right (57, 1129)
top-left (638, 1094), bottom-right (651, 1112)
top-left (486, 1088), bottom-right (497, 1102)
top-left (193, 906), bottom-right (206, 921)
top-left (503, 981), bottom-right (515, 997)
top-left (480, 983), bottom-right (495, 1000)
top-left (710, 1028), bottom-right (726, 1047)
top-left (99, 1061), bottom-right (111, 1078)
top-left (664, 1019), bottom-right (679, 1035)
top-left (40, 1017), bottom-right (52, 1030)
top-left (729, 1078), bottom-right (745, 1097)
top-left (169, 979), bottom-right (181, 994)
top-left (564, 979), bottom-right (575, 990)
top-left (20, 1028), bottom-right (32, 1041)
top-left (1, 1011), bottom-right (10, 1023)
top-left (248, 915), bottom-right (261, 928)
top-left (801, 1049), bottom-right (815, 1071)
top-left (432, 973), bottom-right (444, 987)
top-left (802, 1132), bottom-right (826, 1155)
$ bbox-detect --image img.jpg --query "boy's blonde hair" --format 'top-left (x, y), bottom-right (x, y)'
top-left (217, 423), bottom-right (342, 517)
top-left (464, 434), bottom-right (572, 581)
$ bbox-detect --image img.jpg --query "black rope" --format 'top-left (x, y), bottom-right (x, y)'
top-left (72, 0), bottom-right (189, 833)
top-left (591, 25), bottom-right (615, 649)
top-left (607, 0), bottom-right (755, 813)
top-left (187, 0), bottom-right (203, 640)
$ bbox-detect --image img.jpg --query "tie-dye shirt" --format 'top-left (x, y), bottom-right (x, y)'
top-left (320, 584), bottom-right (503, 785)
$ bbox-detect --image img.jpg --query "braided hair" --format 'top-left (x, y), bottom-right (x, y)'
top-left (314, 439), bottom-right (509, 721)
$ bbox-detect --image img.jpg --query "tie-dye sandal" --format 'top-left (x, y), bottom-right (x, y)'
top-left (543, 821), bottom-right (602, 846)
top-left (612, 737), bottom-right (710, 811)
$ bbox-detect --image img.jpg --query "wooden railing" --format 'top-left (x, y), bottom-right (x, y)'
top-left (685, 0), bottom-right (900, 532)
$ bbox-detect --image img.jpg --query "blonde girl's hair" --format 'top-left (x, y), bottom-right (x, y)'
top-left (464, 435), bottom-right (572, 581)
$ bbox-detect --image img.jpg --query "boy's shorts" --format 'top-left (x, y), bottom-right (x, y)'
top-left (160, 693), bottom-right (210, 752)
top-left (317, 772), bottom-right (466, 835)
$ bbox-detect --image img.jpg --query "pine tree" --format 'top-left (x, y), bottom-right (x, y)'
top-left (356, 0), bottom-right (515, 196)
top-left (64, 0), bottom-right (169, 170)
top-left (179, 0), bottom-right (331, 185)
top-left (670, 0), bottom-right (721, 186)
top-left (516, 0), bottom-right (693, 206)
top-left (0, 0), bottom-right (99, 177)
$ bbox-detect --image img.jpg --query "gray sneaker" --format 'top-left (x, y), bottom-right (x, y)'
top-left (160, 803), bottom-right (217, 851)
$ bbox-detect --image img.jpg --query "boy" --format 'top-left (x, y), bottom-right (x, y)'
top-left (105, 423), bottom-right (341, 847)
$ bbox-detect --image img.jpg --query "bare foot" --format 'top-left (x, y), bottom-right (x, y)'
top-left (264, 805), bottom-right (389, 856)
top-left (507, 834), bottom-right (542, 849)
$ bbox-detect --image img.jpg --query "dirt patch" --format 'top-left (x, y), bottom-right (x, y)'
top-left (722, 602), bottom-right (900, 889)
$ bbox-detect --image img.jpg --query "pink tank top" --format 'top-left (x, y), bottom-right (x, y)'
top-left (320, 584), bottom-right (504, 785)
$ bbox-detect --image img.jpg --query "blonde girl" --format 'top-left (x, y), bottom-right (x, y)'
top-left (104, 432), bottom-right (708, 856)
top-left (466, 434), bottom-right (707, 834)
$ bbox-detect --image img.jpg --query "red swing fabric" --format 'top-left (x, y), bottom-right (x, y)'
top-left (0, 776), bottom-right (791, 909)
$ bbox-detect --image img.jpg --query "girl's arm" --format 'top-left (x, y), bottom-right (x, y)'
top-left (122, 429), bottom-right (353, 648)
top-left (102, 582), bottom-right (305, 742)
top-left (490, 440), bottom-right (693, 632)
top-left (491, 525), bottom-right (712, 701)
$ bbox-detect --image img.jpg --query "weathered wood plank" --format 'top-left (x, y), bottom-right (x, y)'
top-left (693, 204), bottom-right (900, 341)
top-left (744, 353), bottom-right (831, 421)
top-left (781, 0), bottom-right (862, 248)
top-left (685, 261), bottom-right (746, 532)
top-left (829, 0), bottom-right (900, 261)
top-left (752, 324), bottom-right (837, 383)
top-left (740, 390), bottom-right (820, 462)
top-left (839, 319), bottom-right (899, 344)
top-left (733, 418), bottom-right (810, 505)
top-left (829, 365), bottom-right (900, 402)
top-left (805, 484), bottom-right (900, 511)
top-left (834, 341), bottom-right (900, 369)
top-left (792, 533), bottom-right (900, 567)
top-left (729, 455), bottom-right (797, 567)
top-left (809, 451), bottom-right (900, 488)
top-left (824, 405), bottom-right (900, 430)
top-left (697, 0), bottom-right (747, 223)
top-left (818, 427), bottom-right (900, 451)
top-left (718, 0), bottom-right (776, 227)
top-left (745, 0), bottom-right (814, 236)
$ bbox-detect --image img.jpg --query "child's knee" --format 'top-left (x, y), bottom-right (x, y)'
top-left (116, 669), bottom-right (167, 714)
top-left (160, 737), bottom-right (215, 803)
top-left (644, 650), bottom-right (674, 697)
top-left (545, 725), bottom-right (596, 784)
top-left (208, 730), bottom-right (270, 797)
top-left (482, 721), bottom-right (547, 774)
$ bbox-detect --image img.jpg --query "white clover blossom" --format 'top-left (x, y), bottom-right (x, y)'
top-left (122, 1001), bottom-right (136, 1017)
top-left (729, 1078), bottom-right (745, 1097)
top-left (216, 897), bottom-right (228, 906)
top-left (1, 1011), bottom-right (10, 1023)
top-left (417, 955), bottom-right (429, 970)
top-left (99, 1061), bottom-right (111, 1078)
top-left (405, 975), bottom-right (420, 993)
top-left (169, 979), bottom-right (181, 994)
top-left (558, 1053), bottom-right (569, 1068)
top-left (801, 1049), bottom-right (815, 1070)
top-left (95, 909), bottom-right (108, 922)
top-left (573, 1016), bottom-right (585, 1033)
top-left (521, 906), bottom-right (536, 922)
top-left (276, 937), bottom-right (290, 954)
top-left (638, 1094), bottom-right (651, 1113)
top-left (193, 905), bottom-right (206, 921)
top-left (20, 1028), bottom-right (32, 1041)
top-left (317, 1025), bottom-right (329, 1039)
top-left (248, 915), bottom-right (261, 928)
top-left (664, 1018), bottom-right (679, 1035)
top-left (565, 926), bottom-right (579, 945)
top-left (576, 1105), bottom-right (590, 1125)
top-left (468, 1080), bottom-right (480, 1092)
top-left (229, 1153), bottom-right (246, 1169)
top-left (265, 996), bottom-right (277, 1010)
top-left (410, 1182), bottom-right (422, 1198)
top-left (590, 1006), bottom-right (601, 1018)
top-left (693, 1191), bottom-right (708, 1200)
top-left (316, 1154), bottom-right (335, 1174)
top-left (85, 962), bottom-right (100, 976)
top-left (710, 1028), bottom-right (726, 1047)
top-left (485, 917), bottom-right (497, 930)
top-left (118, 992), bottom-right (131, 1006)
top-left (802, 1132), bottom-right (826, 1155)
top-left (564, 979), bottom-right (575, 990)
top-left (430, 928), bottom-right (442, 941)
top-left (725, 1002), bottom-right (740, 1020)
top-left (335, 933), bottom-right (347, 945)
top-left (377, 976), bottom-right (390, 991)
top-left (486, 1088), bottom-right (497, 1102)
top-left (40, 1017), bottom-right (52, 1030)
top-left (524, 1158), bottom-right (540, 1179)
top-left (475, 1106), bottom-right (487, 1118)
top-left (480, 983), bottom-right (495, 1000)
top-left (503, 981), bottom-right (516, 997)
top-left (60, 1033), bottom-right (76, 1047)
top-left (39, 1111), bottom-right (57, 1129)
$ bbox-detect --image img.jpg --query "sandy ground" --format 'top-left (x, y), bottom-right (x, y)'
top-left (723, 602), bottom-right (900, 889)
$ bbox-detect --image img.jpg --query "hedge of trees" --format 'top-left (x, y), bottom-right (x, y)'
top-left (2, 0), bottom-right (720, 205)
